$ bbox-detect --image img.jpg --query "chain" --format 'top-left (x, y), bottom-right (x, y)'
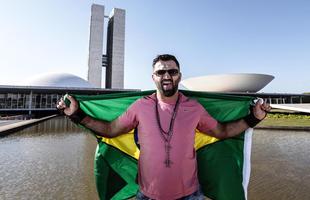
top-left (155, 93), bottom-right (180, 167)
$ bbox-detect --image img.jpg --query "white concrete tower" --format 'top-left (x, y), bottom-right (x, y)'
top-left (105, 8), bottom-right (125, 89)
top-left (87, 4), bottom-right (104, 88)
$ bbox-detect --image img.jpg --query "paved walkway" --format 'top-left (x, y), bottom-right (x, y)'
top-left (271, 103), bottom-right (310, 113)
top-left (0, 120), bottom-right (23, 127)
top-left (0, 115), bottom-right (57, 137)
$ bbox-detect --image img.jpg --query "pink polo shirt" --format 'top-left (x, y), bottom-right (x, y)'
top-left (118, 92), bottom-right (217, 200)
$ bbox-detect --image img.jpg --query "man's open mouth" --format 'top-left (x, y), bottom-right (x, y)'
top-left (162, 80), bottom-right (173, 89)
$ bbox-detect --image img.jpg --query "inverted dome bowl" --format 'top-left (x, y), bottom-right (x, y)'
top-left (181, 73), bottom-right (274, 92)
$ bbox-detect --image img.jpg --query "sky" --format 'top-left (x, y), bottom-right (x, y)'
top-left (0, 0), bottom-right (309, 93)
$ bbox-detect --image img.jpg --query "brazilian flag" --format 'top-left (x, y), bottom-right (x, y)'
top-left (72, 90), bottom-right (254, 200)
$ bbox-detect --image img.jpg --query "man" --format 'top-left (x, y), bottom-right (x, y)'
top-left (57, 54), bottom-right (271, 200)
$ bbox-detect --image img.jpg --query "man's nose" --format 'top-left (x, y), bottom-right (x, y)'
top-left (162, 71), bottom-right (171, 78)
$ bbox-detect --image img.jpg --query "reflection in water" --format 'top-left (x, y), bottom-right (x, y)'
top-left (0, 117), bottom-right (99, 200)
top-left (1, 118), bottom-right (310, 200)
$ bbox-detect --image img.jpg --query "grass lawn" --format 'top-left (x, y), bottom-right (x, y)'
top-left (257, 113), bottom-right (310, 127)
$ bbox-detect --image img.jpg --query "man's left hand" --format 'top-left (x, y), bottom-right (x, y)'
top-left (253, 99), bottom-right (272, 120)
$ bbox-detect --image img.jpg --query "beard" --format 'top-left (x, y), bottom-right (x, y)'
top-left (156, 78), bottom-right (179, 97)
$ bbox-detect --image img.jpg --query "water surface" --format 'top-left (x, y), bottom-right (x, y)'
top-left (249, 129), bottom-right (310, 200)
top-left (1, 118), bottom-right (309, 200)
top-left (0, 117), bottom-right (98, 200)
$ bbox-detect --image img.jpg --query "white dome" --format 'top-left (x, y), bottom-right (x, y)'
top-left (22, 73), bottom-right (96, 88)
top-left (181, 73), bottom-right (274, 92)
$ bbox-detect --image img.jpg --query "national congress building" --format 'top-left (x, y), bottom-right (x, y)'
top-left (0, 4), bottom-right (309, 118)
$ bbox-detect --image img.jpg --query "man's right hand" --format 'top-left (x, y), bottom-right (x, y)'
top-left (56, 95), bottom-right (79, 116)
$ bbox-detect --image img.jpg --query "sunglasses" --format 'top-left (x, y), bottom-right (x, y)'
top-left (154, 69), bottom-right (179, 76)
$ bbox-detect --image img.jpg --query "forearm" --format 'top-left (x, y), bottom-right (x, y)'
top-left (214, 111), bottom-right (263, 139)
top-left (58, 95), bottom-right (127, 138)
top-left (218, 119), bottom-right (249, 139)
top-left (209, 103), bottom-right (267, 139)
top-left (80, 116), bottom-right (116, 138)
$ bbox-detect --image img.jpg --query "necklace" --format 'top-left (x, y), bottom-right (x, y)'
top-left (155, 93), bottom-right (181, 167)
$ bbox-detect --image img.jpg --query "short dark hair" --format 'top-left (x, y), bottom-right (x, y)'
top-left (152, 54), bottom-right (180, 69)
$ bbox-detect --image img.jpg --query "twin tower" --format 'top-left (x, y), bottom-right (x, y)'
top-left (87, 4), bottom-right (125, 89)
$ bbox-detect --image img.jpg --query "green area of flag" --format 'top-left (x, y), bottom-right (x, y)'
top-left (73, 90), bottom-right (253, 200)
